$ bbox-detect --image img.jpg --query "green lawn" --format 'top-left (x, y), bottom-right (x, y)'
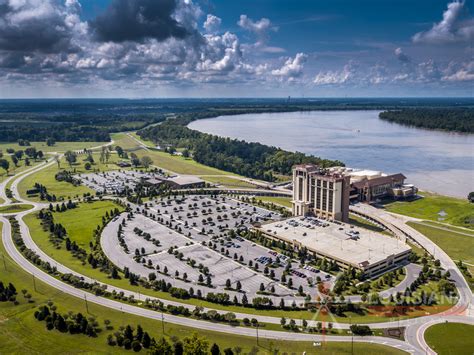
top-left (0, 141), bottom-right (106, 154)
top-left (111, 132), bottom-right (144, 151)
top-left (408, 221), bottom-right (474, 290)
top-left (255, 196), bottom-right (292, 209)
top-left (408, 222), bottom-right (474, 266)
top-left (385, 193), bottom-right (474, 229)
top-left (129, 132), bottom-right (156, 148)
top-left (0, 156), bottom-right (44, 178)
top-left (425, 322), bottom-right (474, 355)
top-left (18, 152), bottom-right (123, 202)
top-left (200, 176), bottom-right (257, 188)
top-left (0, 204), bottom-right (34, 214)
top-left (133, 148), bottom-right (239, 176)
top-left (0, 220), bottom-right (403, 355)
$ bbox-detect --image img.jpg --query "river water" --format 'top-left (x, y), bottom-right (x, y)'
top-left (188, 110), bottom-right (474, 198)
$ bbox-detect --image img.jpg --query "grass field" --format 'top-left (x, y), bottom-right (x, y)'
top-left (133, 148), bottom-right (239, 176)
top-left (200, 175), bottom-right (257, 188)
top-left (255, 196), bottom-right (292, 208)
top-left (110, 132), bottom-right (144, 151)
top-left (425, 322), bottom-right (474, 355)
top-left (0, 222), bottom-right (404, 355)
top-left (0, 156), bottom-right (44, 178)
top-left (17, 152), bottom-right (122, 201)
top-left (0, 141), bottom-right (106, 154)
top-left (408, 221), bottom-right (474, 289)
top-left (385, 193), bottom-right (474, 229)
top-left (0, 204), bottom-right (34, 214)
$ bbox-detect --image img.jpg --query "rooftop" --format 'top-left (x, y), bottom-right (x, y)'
top-left (258, 217), bottom-right (410, 269)
top-left (167, 175), bottom-right (205, 186)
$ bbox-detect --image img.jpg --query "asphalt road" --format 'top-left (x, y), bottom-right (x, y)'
top-left (1, 147), bottom-right (473, 354)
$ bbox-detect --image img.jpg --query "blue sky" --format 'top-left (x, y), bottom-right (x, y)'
top-left (0, 0), bottom-right (472, 97)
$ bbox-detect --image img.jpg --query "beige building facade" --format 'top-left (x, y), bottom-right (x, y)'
top-left (292, 164), bottom-right (350, 222)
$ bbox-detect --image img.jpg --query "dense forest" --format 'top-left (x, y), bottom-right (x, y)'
top-left (138, 118), bottom-right (343, 181)
top-left (379, 108), bottom-right (474, 133)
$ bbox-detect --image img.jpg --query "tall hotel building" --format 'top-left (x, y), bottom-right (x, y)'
top-left (292, 164), bottom-right (350, 222)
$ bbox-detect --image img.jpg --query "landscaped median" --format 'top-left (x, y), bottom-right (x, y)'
top-left (0, 204), bottom-right (34, 214)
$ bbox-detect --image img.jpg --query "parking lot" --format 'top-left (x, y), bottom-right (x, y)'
top-left (76, 170), bottom-right (164, 194)
top-left (99, 195), bottom-right (340, 303)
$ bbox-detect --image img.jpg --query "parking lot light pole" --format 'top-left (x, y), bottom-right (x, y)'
top-left (256, 323), bottom-right (259, 346)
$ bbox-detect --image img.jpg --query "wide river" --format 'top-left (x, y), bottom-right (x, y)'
top-left (188, 110), bottom-right (474, 198)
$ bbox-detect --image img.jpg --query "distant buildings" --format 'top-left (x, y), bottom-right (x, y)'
top-left (292, 164), bottom-right (417, 221)
top-left (327, 167), bottom-right (418, 202)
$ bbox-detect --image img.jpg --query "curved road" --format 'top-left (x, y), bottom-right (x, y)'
top-left (1, 143), bottom-right (472, 354)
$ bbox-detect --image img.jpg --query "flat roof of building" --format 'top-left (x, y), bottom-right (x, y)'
top-left (258, 217), bottom-right (410, 269)
top-left (168, 175), bottom-right (204, 186)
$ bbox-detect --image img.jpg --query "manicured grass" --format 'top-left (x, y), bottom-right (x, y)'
top-left (408, 221), bottom-right (474, 290)
top-left (54, 201), bottom-right (123, 248)
top-left (0, 157), bottom-right (44, 178)
top-left (129, 132), bottom-right (156, 148)
top-left (0, 141), bottom-right (106, 154)
top-left (24, 203), bottom-right (453, 324)
top-left (18, 152), bottom-right (122, 202)
top-left (0, 204), bottom-right (34, 214)
top-left (425, 322), bottom-right (474, 355)
top-left (255, 196), bottom-right (292, 209)
top-left (420, 221), bottom-right (474, 236)
top-left (110, 132), bottom-right (144, 151)
top-left (0, 221), bottom-right (403, 355)
top-left (133, 148), bottom-right (239, 176)
top-left (200, 176), bottom-right (257, 188)
top-left (385, 193), bottom-right (474, 229)
top-left (408, 222), bottom-right (474, 266)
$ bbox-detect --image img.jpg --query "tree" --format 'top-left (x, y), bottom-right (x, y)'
top-left (183, 333), bottom-right (209, 355)
top-left (65, 151), bottom-right (77, 168)
top-left (150, 337), bottom-right (172, 354)
top-left (141, 156), bottom-right (153, 170)
top-left (0, 159), bottom-right (10, 174)
top-left (11, 155), bottom-right (18, 167)
top-left (210, 343), bottom-right (221, 355)
top-left (182, 149), bottom-right (190, 158)
top-left (130, 153), bottom-right (140, 168)
top-left (468, 191), bottom-right (474, 203)
top-left (115, 146), bottom-right (124, 158)
top-left (46, 138), bottom-right (56, 146)
top-left (54, 154), bottom-right (61, 169)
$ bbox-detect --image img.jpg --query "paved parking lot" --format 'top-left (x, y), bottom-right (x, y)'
top-left (76, 170), bottom-right (163, 194)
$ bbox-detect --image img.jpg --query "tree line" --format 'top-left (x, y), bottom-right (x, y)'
top-left (379, 108), bottom-right (474, 133)
top-left (138, 120), bottom-right (343, 181)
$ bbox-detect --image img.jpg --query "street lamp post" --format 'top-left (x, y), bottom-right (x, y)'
top-left (256, 323), bottom-right (259, 346)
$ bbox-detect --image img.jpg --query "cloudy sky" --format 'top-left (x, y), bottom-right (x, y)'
top-left (0, 0), bottom-right (473, 98)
